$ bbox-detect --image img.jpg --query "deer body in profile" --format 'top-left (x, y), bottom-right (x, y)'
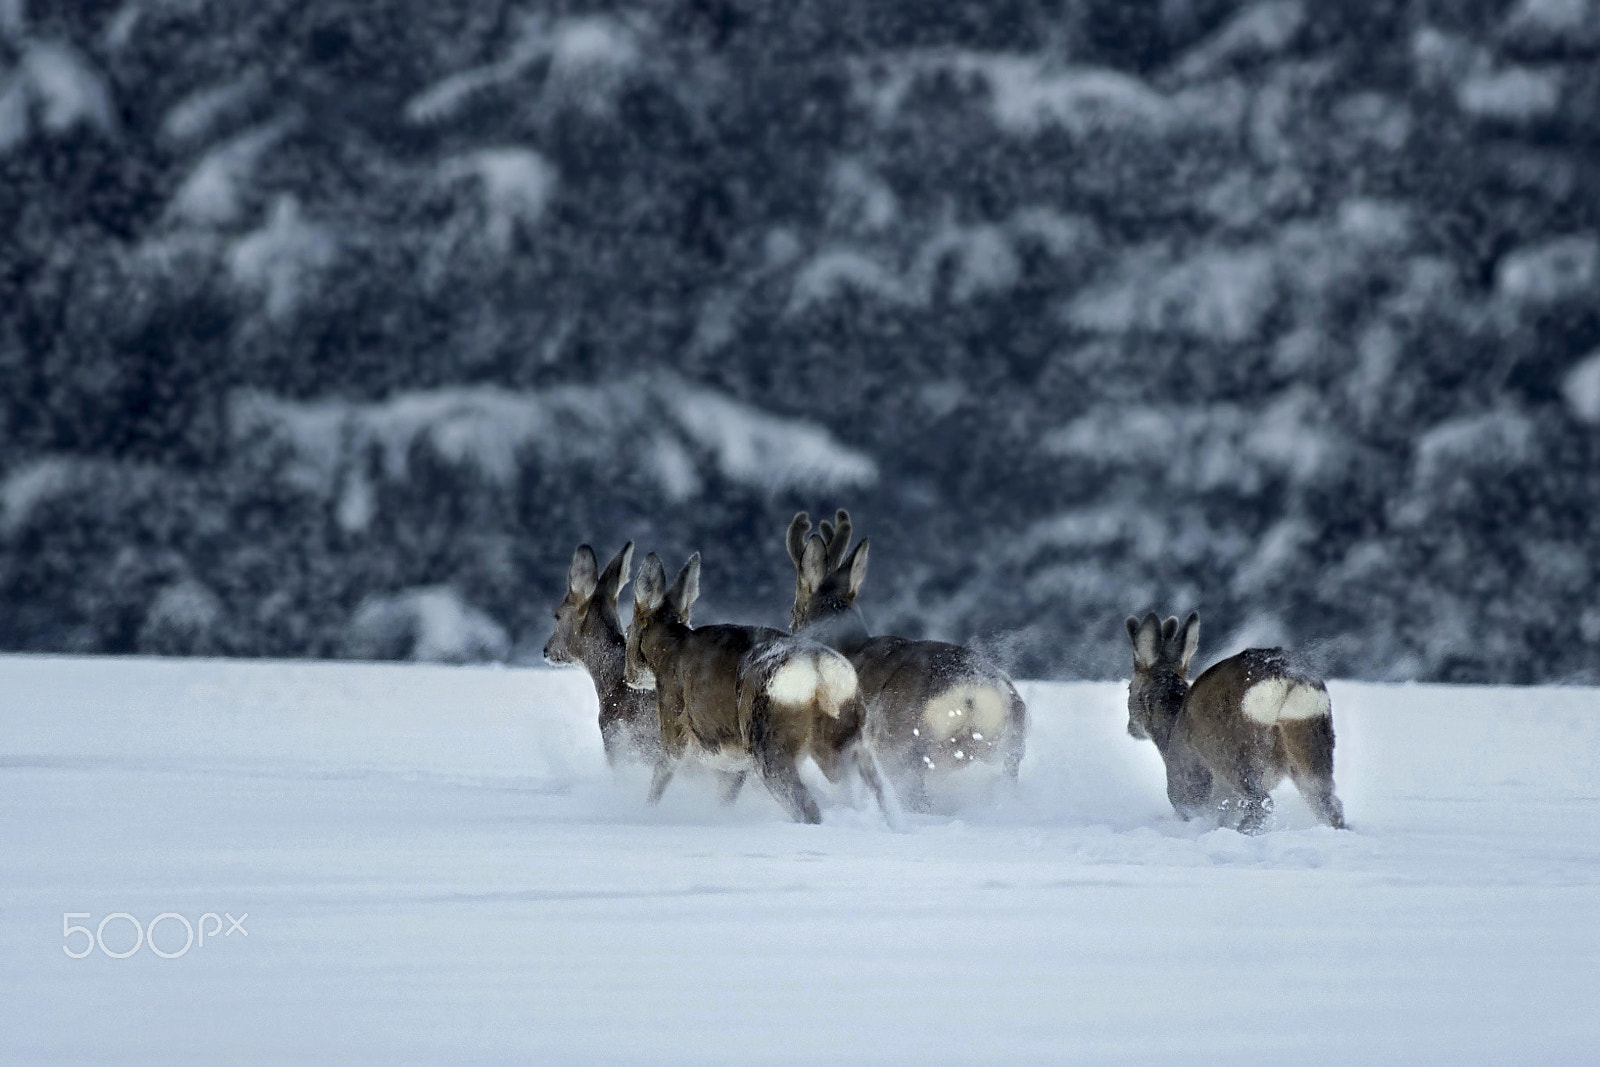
top-left (625, 552), bottom-right (900, 826)
top-left (787, 511), bottom-right (1028, 812)
top-left (544, 542), bottom-right (660, 766)
top-left (1125, 611), bottom-right (1345, 833)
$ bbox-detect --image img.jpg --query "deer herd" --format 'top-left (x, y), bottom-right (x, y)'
top-left (546, 509), bottom-right (1346, 833)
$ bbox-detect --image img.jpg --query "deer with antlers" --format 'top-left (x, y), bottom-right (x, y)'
top-left (786, 510), bottom-right (1028, 811)
top-left (1125, 611), bottom-right (1346, 833)
top-left (544, 542), bottom-right (661, 765)
top-left (625, 551), bottom-right (901, 826)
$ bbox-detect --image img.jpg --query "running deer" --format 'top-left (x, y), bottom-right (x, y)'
top-left (624, 552), bottom-right (900, 826)
top-left (787, 510), bottom-right (1028, 812)
top-left (544, 543), bottom-right (660, 765)
top-left (1125, 611), bottom-right (1345, 833)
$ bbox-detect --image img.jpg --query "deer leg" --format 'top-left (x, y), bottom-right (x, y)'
top-left (646, 758), bottom-right (676, 805)
top-left (905, 769), bottom-right (932, 814)
top-left (1219, 765), bottom-right (1274, 834)
top-left (1002, 694), bottom-right (1027, 780)
top-left (809, 742), bottom-right (846, 785)
top-left (748, 694), bottom-right (822, 824)
top-left (759, 757), bottom-right (822, 824)
top-left (1194, 729), bottom-right (1277, 833)
top-left (1164, 747), bottom-right (1213, 821)
top-left (649, 690), bottom-right (689, 802)
top-left (811, 694), bottom-right (868, 790)
top-left (834, 759), bottom-right (860, 808)
top-left (888, 748), bottom-right (932, 814)
top-left (852, 742), bottom-right (904, 831)
top-left (715, 770), bottom-right (747, 806)
top-left (1198, 755), bottom-right (1274, 833)
top-left (890, 728), bottom-right (941, 814)
top-left (1288, 767), bottom-right (1345, 829)
top-left (598, 718), bottom-right (622, 768)
top-left (996, 713), bottom-right (1026, 782)
top-left (1232, 789), bottom-right (1274, 834)
top-left (1280, 717), bottom-right (1345, 829)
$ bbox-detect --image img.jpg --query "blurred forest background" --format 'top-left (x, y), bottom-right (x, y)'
top-left (4, 0), bottom-right (1600, 682)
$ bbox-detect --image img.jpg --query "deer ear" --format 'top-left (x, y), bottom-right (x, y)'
top-left (786, 513), bottom-right (811, 568)
top-left (568, 545), bottom-right (599, 601)
top-left (1178, 611), bottom-right (1200, 672)
top-left (1132, 612), bottom-right (1162, 669)
top-left (825, 509), bottom-right (853, 572)
top-left (634, 554), bottom-right (666, 611)
top-left (844, 538), bottom-right (870, 598)
top-left (597, 542), bottom-right (634, 603)
top-left (1160, 615), bottom-right (1179, 643)
top-left (800, 534), bottom-right (828, 593)
top-left (667, 554), bottom-right (701, 623)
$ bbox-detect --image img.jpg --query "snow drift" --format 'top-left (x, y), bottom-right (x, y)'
top-left (2, 656), bottom-right (1597, 1063)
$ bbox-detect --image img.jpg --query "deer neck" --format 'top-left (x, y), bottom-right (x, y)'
top-left (1138, 668), bottom-right (1189, 753)
top-left (577, 614), bottom-right (632, 709)
top-left (638, 614), bottom-right (691, 678)
top-left (797, 602), bottom-right (871, 655)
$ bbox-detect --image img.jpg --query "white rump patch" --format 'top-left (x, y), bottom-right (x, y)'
top-left (813, 653), bottom-right (857, 717)
top-left (768, 658), bottom-right (819, 707)
top-left (1240, 677), bottom-right (1290, 724)
top-left (1279, 683), bottom-right (1332, 721)
top-left (923, 684), bottom-right (1009, 742)
top-left (1240, 678), bottom-right (1331, 725)
top-left (764, 649), bottom-right (856, 717)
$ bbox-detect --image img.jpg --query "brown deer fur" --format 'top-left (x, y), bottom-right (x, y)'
top-left (544, 543), bottom-right (659, 766)
top-left (1125, 611), bottom-right (1345, 833)
top-left (625, 552), bottom-right (900, 826)
top-left (787, 510), bottom-right (1028, 812)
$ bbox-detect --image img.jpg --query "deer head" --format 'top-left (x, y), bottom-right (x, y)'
top-left (1124, 610), bottom-right (1198, 749)
top-left (545, 542), bottom-right (633, 668)
top-left (625, 552), bottom-right (699, 691)
top-left (787, 509), bottom-right (870, 633)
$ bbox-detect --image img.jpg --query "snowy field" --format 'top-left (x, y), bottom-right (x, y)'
top-left (2, 655), bottom-right (1598, 1064)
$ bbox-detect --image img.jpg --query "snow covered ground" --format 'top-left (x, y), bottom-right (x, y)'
top-left (2, 655), bottom-right (1598, 1064)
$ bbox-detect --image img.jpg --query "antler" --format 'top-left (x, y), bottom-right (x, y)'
top-left (786, 512), bottom-right (811, 569)
top-left (799, 533), bottom-right (829, 593)
top-left (823, 509), bottom-right (852, 573)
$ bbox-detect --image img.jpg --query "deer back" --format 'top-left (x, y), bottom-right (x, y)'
top-left (674, 623), bottom-right (786, 753)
